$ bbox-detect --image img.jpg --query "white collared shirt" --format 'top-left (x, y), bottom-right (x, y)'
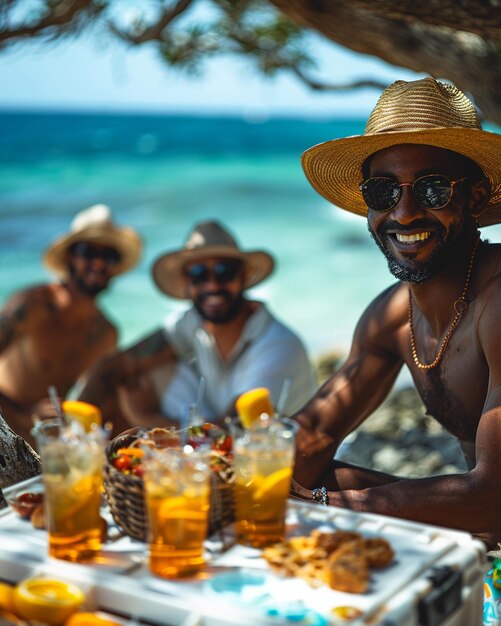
top-left (161, 303), bottom-right (315, 420)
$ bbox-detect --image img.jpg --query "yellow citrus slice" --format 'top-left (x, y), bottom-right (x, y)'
top-left (236, 388), bottom-right (274, 429)
top-left (0, 582), bottom-right (15, 613)
top-left (62, 400), bottom-right (102, 432)
top-left (253, 467), bottom-right (292, 501)
top-left (158, 495), bottom-right (208, 521)
top-left (66, 612), bottom-right (123, 626)
top-left (13, 578), bottom-right (84, 625)
top-left (331, 606), bottom-right (363, 620)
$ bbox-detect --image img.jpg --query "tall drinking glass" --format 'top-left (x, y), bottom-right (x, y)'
top-left (33, 419), bottom-right (105, 562)
top-left (144, 446), bottom-right (211, 578)
top-left (231, 417), bottom-right (298, 548)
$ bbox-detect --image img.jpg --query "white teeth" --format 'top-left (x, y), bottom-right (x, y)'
top-left (205, 295), bottom-right (225, 305)
top-left (396, 232), bottom-right (431, 243)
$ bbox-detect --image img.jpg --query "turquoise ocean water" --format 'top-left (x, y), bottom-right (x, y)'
top-left (1, 111), bottom-right (500, 361)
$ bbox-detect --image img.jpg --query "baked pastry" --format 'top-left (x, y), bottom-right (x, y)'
top-left (325, 541), bottom-right (370, 593)
top-left (262, 529), bottom-right (394, 593)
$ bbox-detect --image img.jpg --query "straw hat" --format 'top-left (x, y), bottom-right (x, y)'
top-left (153, 220), bottom-right (274, 299)
top-left (43, 204), bottom-right (142, 277)
top-left (301, 77), bottom-right (501, 227)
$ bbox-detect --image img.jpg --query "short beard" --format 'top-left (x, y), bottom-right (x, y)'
top-left (74, 277), bottom-right (106, 297)
top-left (367, 215), bottom-right (470, 284)
top-left (68, 266), bottom-right (107, 297)
top-left (193, 291), bottom-right (245, 324)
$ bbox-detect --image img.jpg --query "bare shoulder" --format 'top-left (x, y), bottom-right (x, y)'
top-left (475, 244), bottom-right (501, 310)
top-left (352, 282), bottom-right (408, 356)
top-left (1, 283), bottom-right (55, 315)
top-left (359, 282), bottom-right (408, 333)
top-left (471, 243), bottom-right (501, 366)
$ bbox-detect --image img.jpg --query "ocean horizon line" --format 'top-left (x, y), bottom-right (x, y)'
top-left (0, 106), bottom-right (366, 124)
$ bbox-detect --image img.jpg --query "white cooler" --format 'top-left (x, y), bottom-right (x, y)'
top-left (0, 476), bottom-right (487, 626)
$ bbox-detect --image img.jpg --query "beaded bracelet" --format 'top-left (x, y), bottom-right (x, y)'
top-left (311, 486), bottom-right (329, 506)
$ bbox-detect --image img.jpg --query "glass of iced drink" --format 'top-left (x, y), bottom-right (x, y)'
top-left (231, 417), bottom-right (298, 548)
top-left (144, 446), bottom-right (211, 578)
top-left (32, 419), bottom-right (105, 562)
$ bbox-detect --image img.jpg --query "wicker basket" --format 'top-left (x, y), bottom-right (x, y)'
top-left (103, 431), bottom-right (235, 542)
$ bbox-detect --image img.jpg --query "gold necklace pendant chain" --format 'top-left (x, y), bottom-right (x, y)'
top-left (409, 235), bottom-right (480, 371)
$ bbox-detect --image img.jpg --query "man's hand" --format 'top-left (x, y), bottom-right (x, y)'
top-left (30, 397), bottom-right (61, 425)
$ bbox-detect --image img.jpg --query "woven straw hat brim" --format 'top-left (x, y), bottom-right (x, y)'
top-left (153, 246), bottom-right (275, 299)
top-left (43, 225), bottom-right (142, 278)
top-left (301, 127), bottom-right (501, 228)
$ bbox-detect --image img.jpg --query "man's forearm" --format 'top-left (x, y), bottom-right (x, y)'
top-left (124, 329), bottom-right (175, 372)
top-left (78, 331), bottom-right (175, 407)
top-left (292, 471), bottom-right (498, 538)
top-left (77, 353), bottom-right (128, 406)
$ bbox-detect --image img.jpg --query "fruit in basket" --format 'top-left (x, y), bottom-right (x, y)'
top-left (65, 612), bottom-right (123, 626)
top-left (110, 424), bottom-right (233, 482)
top-left (236, 388), bottom-right (274, 428)
top-left (134, 427), bottom-right (178, 450)
top-left (13, 578), bottom-right (85, 625)
top-left (184, 423), bottom-right (232, 455)
top-left (110, 446), bottom-right (145, 476)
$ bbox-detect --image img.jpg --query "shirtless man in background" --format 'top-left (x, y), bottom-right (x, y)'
top-left (292, 78), bottom-right (501, 546)
top-left (0, 204), bottom-right (141, 446)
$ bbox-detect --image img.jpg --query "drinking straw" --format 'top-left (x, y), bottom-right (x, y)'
top-left (195, 376), bottom-right (206, 416)
top-left (47, 385), bottom-right (66, 423)
top-left (179, 405), bottom-right (190, 447)
top-left (276, 378), bottom-right (291, 417)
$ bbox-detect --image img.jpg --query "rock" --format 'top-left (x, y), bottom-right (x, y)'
top-left (372, 446), bottom-right (407, 473)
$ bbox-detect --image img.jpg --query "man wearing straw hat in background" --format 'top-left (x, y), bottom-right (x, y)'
top-left (0, 204), bottom-right (142, 447)
top-left (291, 77), bottom-right (501, 546)
top-left (78, 219), bottom-right (315, 426)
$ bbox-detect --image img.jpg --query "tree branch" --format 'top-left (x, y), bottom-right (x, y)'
top-left (269, 0), bottom-right (501, 124)
top-left (347, 0), bottom-right (501, 40)
top-left (0, 0), bottom-right (97, 45)
top-left (108, 0), bottom-right (194, 44)
top-left (291, 67), bottom-right (388, 92)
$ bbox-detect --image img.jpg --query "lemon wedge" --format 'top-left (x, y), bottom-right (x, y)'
top-left (13, 578), bottom-right (85, 625)
top-left (158, 494), bottom-right (209, 521)
top-left (236, 388), bottom-right (274, 428)
top-left (62, 400), bottom-right (102, 432)
top-left (253, 467), bottom-right (292, 501)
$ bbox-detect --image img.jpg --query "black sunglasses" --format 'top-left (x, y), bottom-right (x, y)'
top-left (359, 174), bottom-right (467, 213)
top-left (185, 260), bottom-right (242, 286)
top-left (72, 242), bottom-right (121, 265)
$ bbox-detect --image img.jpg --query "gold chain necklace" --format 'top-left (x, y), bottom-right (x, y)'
top-left (408, 235), bottom-right (480, 370)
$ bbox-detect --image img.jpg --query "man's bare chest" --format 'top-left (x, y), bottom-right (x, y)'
top-left (403, 316), bottom-right (487, 443)
top-left (30, 312), bottom-right (109, 364)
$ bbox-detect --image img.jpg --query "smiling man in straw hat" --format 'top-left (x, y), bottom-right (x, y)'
top-left (291, 77), bottom-right (501, 546)
top-left (78, 219), bottom-right (314, 426)
top-left (0, 204), bottom-right (142, 446)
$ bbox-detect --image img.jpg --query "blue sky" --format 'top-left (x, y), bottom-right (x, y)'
top-left (0, 30), bottom-right (421, 117)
